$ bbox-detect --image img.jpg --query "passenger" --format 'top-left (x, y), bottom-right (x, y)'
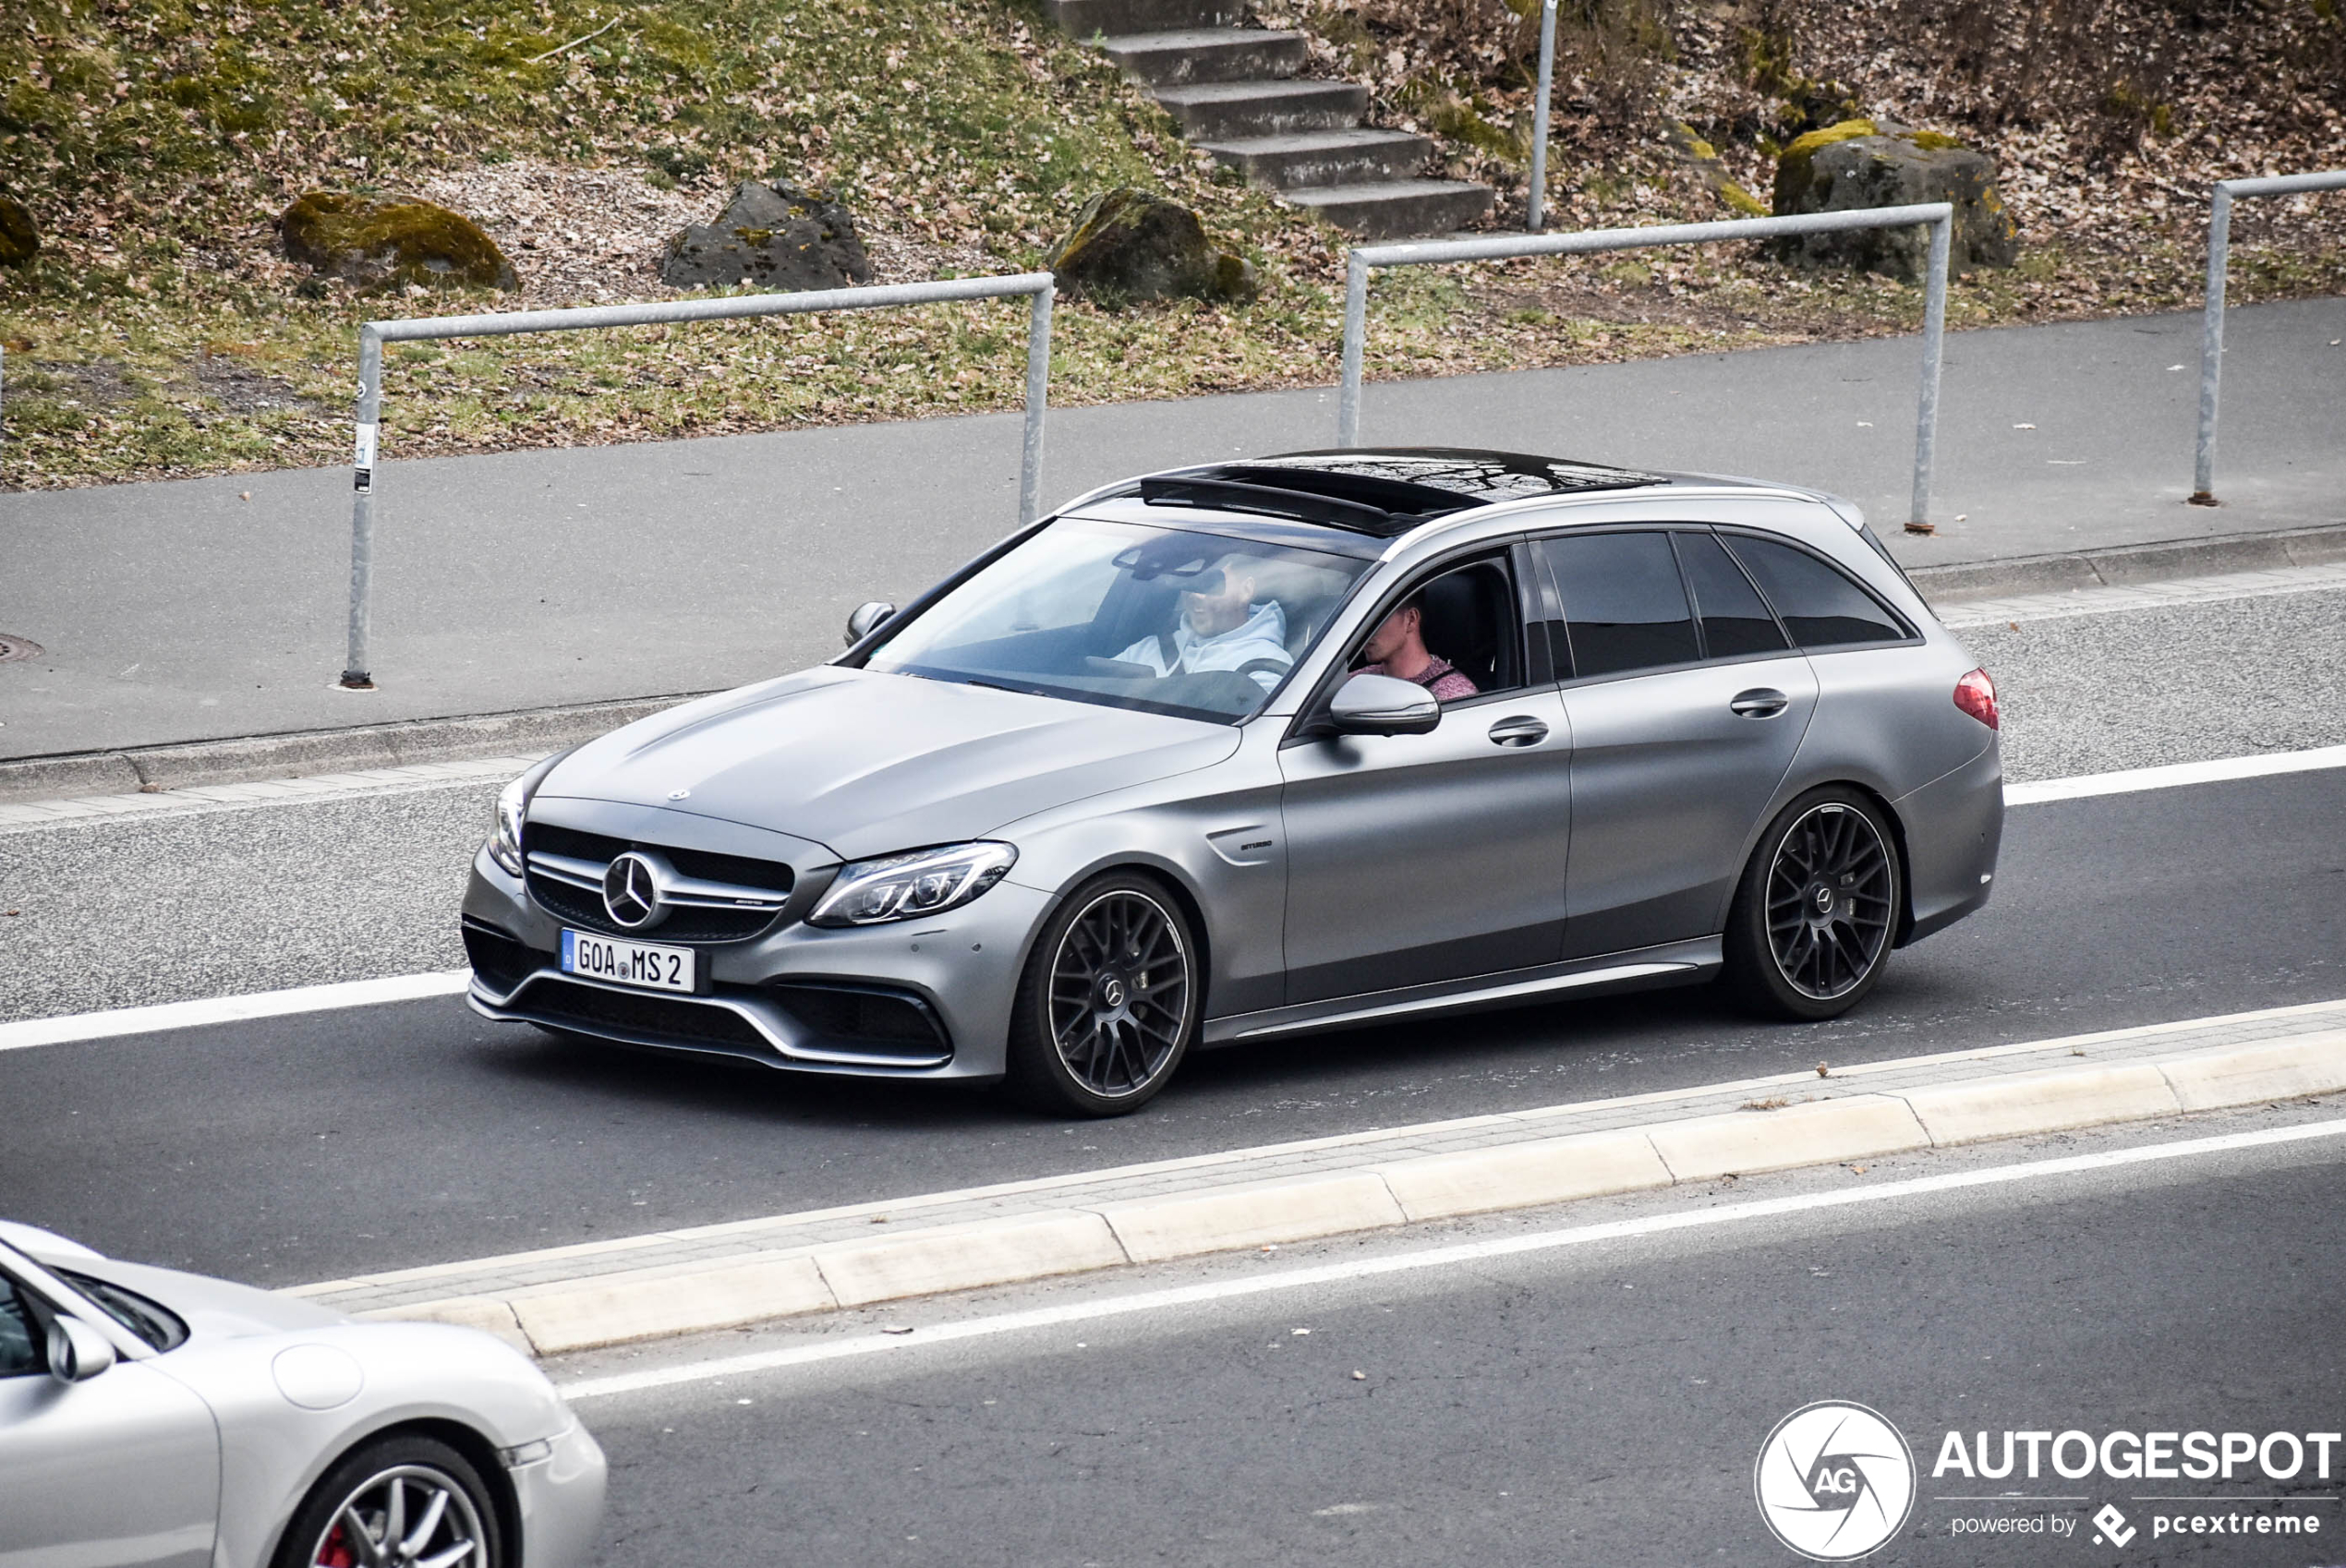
top-left (1352, 595), bottom-right (1478, 701)
top-left (1118, 554), bottom-right (1292, 691)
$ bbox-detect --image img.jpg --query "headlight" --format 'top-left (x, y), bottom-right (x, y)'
top-left (487, 775), bottom-right (529, 876)
top-left (808, 842), bottom-right (1017, 927)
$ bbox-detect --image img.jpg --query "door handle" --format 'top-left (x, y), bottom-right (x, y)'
top-left (1730, 688), bottom-right (1790, 718)
top-left (1487, 715), bottom-right (1549, 747)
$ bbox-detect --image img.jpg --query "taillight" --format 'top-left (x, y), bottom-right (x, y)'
top-left (1954, 667), bottom-right (1999, 730)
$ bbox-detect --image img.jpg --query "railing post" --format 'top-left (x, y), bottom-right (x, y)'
top-left (341, 324), bottom-right (382, 690)
top-left (1908, 212), bottom-right (1950, 535)
top-left (1020, 281), bottom-right (1054, 525)
top-left (1527, 0), bottom-right (1556, 234)
top-left (1337, 250), bottom-right (1370, 448)
top-left (2191, 181), bottom-right (2233, 505)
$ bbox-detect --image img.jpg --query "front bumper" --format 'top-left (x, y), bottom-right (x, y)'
top-left (511, 1419), bottom-right (607, 1568)
top-left (462, 847), bottom-right (1046, 1081)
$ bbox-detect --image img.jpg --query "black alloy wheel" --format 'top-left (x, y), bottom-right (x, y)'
top-left (1009, 874), bottom-right (1199, 1116)
top-left (1723, 788), bottom-right (1903, 1021)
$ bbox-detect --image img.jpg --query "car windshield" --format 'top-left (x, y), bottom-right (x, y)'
top-left (865, 517), bottom-right (1373, 722)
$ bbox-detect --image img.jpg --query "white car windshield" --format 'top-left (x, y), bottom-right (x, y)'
top-left (864, 517), bottom-right (1373, 722)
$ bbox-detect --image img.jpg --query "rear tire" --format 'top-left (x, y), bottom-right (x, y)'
top-left (1723, 787), bottom-right (1902, 1021)
top-left (1007, 873), bottom-right (1200, 1116)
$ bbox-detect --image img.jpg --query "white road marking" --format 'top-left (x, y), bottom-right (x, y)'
top-left (3, 742), bottom-right (2341, 1049)
top-left (0, 971), bottom-right (470, 1053)
top-left (2002, 743), bottom-right (2346, 805)
top-left (556, 1116), bottom-right (2346, 1403)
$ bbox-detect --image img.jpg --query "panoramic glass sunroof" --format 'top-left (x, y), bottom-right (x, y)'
top-left (1240, 449), bottom-right (1670, 501)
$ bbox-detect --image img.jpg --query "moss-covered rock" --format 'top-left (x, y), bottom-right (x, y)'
top-left (1666, 121), bottom-right (1769, 217)
top-left (1772, 120), bottom-right (2018, 280)
top-left (279, 192), bottom-right (516, 291)
top-left (1047, 189), bottom-right (1257, 308)
top-left (0, 192), bottom-right (37, 267)
top-left (659, 180), bottom-right (873, 292)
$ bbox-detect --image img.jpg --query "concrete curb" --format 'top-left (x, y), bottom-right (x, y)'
top-left (0, 694), bottom-right (703, 804)
top-left (361, 1031), bottom-right (2346, 1357)
top-left (1910, 520), bottom-right (2346, 604)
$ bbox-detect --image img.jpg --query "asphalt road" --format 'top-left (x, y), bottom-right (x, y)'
top-left (4, 299), bottom-right (2340, 757)
top-left (1, 762), bottom-right (2340, 1290)
top-left (562, 1111), bottom-right (2346, 1567)
top-left (6, 580), bottom-right (2344, 1026)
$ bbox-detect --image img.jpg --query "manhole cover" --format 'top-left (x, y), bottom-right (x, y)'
top-left (0, 634), bottom-right (44, 662)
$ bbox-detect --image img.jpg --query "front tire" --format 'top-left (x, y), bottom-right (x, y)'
top-left (1723, 787), bottom-right (1902, 1021)
top-left (273, 1432), bottom-right (504, 1568)
top-left (1008, 873), bottom-right (1200, 1116)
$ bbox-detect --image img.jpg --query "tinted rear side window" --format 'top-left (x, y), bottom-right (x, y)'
top-left (1541, 532), bottom-right (1698, 679)
top-left (1674, 532), bottom-right (1790, 659)
top-left (1724, 536), bottom-right (1910, 648)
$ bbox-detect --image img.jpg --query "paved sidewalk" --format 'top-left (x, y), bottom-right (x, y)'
top-left (289, 997), bottom-right (2346, 1352)
top-left (3, 298), bottom-right (2338, 762)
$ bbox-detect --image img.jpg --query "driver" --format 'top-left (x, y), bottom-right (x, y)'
top-left (1352, 595), bottom-right (1478, 701)
top-left (1118, 553), bottom-right (1292, 692)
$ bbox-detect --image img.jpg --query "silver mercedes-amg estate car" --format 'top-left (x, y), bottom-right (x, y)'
top-left (464, 449), bottom-right (2002, 1115)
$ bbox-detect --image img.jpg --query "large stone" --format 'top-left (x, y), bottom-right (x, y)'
top-left (0, 192), bottom-right (39, 267)
top-left (280, 192), bottom-right (517, 291)
top-left (1771, 120), bottom-right (2019, 281)
top-left (1048, 189), bottom-right (1258, 307)
top-left (659, 181), bottom-right (873, 292)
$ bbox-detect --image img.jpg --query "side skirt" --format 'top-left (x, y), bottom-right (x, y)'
top-left (1199, 936), bottom-right (1723, 1047)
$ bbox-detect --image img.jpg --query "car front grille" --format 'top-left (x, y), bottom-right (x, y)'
top-left (523, 821), bottom-right (795, 942)
top-left (524, 978), bottom-right (775, 1059)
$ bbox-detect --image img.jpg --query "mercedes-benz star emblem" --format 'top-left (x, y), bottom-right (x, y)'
top-left (1102, 977), bottom-right (1127, 1008)
top-left (602, 851), bottom-right (665, 930)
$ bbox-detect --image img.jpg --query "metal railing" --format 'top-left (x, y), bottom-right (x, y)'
top-left (1527, 0), bottom-right (1556, 233)
top-left (2192, 169), bottom-right (2346, 506)
top-left (1337, 204), bottom-right (1954, 531)
top-left (339, 272), bottom-right (1057, 689)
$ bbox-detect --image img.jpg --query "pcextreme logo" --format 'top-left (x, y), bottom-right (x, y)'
top-left (1755, 1401), bottom-right (1918, 1562)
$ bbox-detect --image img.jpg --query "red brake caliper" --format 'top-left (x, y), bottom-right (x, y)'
top-left (317, 1523), bottom-right (357, 1568)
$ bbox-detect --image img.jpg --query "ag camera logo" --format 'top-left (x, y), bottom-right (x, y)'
top-left (1756, 1401), bottom-right (1917, 1561)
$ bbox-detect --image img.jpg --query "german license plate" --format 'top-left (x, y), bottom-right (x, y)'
top-left (561, 929), bottom-right (695, 994)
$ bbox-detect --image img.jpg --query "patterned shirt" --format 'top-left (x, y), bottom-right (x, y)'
top-left (1356, 655), bottom-right (1478, 702)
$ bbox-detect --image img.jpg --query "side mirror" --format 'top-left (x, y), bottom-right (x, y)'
top-left (47, 1317), bottom-right (116, 1383)
top-left (1327, 672), bottom-right (1441, 737)
top-left (844, 601), bottom-right (897, 647)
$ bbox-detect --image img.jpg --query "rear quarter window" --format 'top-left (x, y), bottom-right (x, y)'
top-left (1723, 536), bottom-right (1913, 648)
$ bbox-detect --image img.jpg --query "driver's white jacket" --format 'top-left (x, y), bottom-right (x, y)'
top-left (1117, 601), bottom-right (1291, 690)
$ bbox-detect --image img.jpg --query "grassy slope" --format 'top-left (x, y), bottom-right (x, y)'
top-left (0, 0), bottom-right (2340, 489)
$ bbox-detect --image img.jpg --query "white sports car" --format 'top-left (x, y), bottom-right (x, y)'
top-left (0, 1221), bottom-right (604, 1568)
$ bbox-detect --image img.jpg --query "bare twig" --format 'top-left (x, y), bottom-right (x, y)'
top-left (522, 13), bottom-right (625, 66)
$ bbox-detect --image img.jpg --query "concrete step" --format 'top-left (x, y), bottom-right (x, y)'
top-left (1153, 79), bottom-right (1368, 140)
top-left (1046, 0), bottom-right (1241, 39)
top-left (1194, 127), bottom-right (1433, 191)
top-left (1283, 177), bottom-right (1498, 240)
top-left (1099, 28), bottom-right (1309, 86)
